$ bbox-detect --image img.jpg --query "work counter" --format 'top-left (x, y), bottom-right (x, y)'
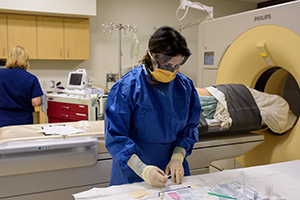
top-left (73, 159), bottom-right (300, 200)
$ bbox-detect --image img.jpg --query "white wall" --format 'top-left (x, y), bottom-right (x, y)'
top-left (0, 0), bottom-right (96, 17)
top-left (28, 0), bottom-right (257, 91)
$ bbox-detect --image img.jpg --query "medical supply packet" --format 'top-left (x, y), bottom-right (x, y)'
top-left (159, 186), bottom-right (199, 200)
top-left (210, 181), bottom-right (269, 200)
top-left (164, 187), bottom-right (198, 200)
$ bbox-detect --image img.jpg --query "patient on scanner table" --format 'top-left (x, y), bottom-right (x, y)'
top-left (195, 85), bottom-right (297, 135)
top-left (196, 87), bottom-right (217, 119)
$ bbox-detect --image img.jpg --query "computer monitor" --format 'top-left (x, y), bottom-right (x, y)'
top-left (66, 69), bottom-right (89, 90)
top-left (0, 61), bottom-right (6, 70)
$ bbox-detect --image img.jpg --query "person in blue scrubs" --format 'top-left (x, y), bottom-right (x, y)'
top-left (105, 26), bottom-right (201, 187)
top-left (0, 45), bottom-right (43, 128)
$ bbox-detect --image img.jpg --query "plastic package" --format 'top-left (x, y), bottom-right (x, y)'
top-left (276, 195), bottom-right (287, 200)
top-left (209, 181), bottom-right (269, 200)
top-left (130, 32), bottom-right (139, 65)
top-left (164, 188), bottom-right (198, 200)
top-left (158, 187), bottom-right (198, 200)
top-left (240, 171), bottom-right (248, 200)
top-left (265, 183), bottom-right (274, 197)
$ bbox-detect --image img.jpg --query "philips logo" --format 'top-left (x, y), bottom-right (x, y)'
top-left (254, 14), bottom-right (271, 21)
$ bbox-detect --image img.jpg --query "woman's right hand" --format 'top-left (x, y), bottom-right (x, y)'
top-left (142, 166), bottom-right (168, 187)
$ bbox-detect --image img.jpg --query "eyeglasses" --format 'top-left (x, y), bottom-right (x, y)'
top-left (148, 50), bottom-right (189, 72)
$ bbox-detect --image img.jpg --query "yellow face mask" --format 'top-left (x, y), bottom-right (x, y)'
top-left (151, 68), bottom-right (180, 83)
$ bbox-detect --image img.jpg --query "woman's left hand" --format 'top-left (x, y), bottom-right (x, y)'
top-left (165, 159), bottom-right (184, 184)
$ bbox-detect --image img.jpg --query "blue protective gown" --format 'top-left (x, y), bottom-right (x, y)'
top-left (105, 65), bottom-right (201, 186)
top-left (0, 68), bottom-right (43, 128)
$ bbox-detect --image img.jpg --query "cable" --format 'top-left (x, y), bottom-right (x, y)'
top-left (92, 97), bottom-right (100, 120)
top-left (89, 78), bottom-right (110, 93)
top-left (176, 0), bottom-right (191, 21)
top-left (175, 1), bottom-right (213, 21)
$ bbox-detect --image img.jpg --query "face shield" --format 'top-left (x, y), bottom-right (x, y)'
top-left (147, 50), bottom-right (189, 72)
top-left (147, 50), bottom-right (190, 83)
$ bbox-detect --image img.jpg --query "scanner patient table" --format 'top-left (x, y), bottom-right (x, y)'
top-left (0, 121), bottom-right (264, 200)
top-left (0, 121), bottom-right (110, 200)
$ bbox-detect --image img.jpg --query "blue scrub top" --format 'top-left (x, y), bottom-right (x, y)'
top-left (0, 68), bottom-right (43, 127)
top-left (105, 65), bottom-right (201, 185)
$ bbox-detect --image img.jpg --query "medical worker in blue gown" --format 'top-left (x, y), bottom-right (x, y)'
top-left (0, 45), bottom-right (43, 128)
top-left (105, 26), bottom-right (201, 187)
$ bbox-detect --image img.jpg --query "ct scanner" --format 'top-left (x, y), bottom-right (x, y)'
top-left (1, 2), bottom-right (300, 200)
top-left (197, 1), bottom-right (300, 167)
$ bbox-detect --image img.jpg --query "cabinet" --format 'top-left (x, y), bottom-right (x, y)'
top-left (3, 13), bottom-right (89, 60)
top-left (64, 18), bottom-right (89, 60)
top-left (37, 16), bottom-right (89, 60)
top-left (47, 101), bottom-right (89, 123)
top-left (37, 16), bottom-right (64, 59)
top-left (210, 158), bottom-right (244, 172)
top-left (7, 14), bottom-right (37, 59)
top-left (45, 93), bottom-right (100, 123)
top-left (0, 14), bottom-right (7, 59)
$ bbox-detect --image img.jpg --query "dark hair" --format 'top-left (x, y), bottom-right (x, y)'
top-left (142, 26), bottom-right (191, 83)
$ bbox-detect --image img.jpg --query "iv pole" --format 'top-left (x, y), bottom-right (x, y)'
top-left (101, 23), bottom-right (138, 80)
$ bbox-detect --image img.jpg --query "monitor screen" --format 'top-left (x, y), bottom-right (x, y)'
top-left (69, 74), bottom-right (83, 86)
top-left (204, 51), bottom-right (214, 65)
top-left (0, 61), bottom-right (6, 70)
top-left (66, 69), bottom-right (88, 90)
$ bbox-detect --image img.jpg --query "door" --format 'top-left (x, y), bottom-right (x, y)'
top-left (7, 14), bottom-right (37, 59)
top-left (0, 14), bottom-right (7, 59)
top-left (64, 18), bottom-right (89, 60)
top-left (37, 16), bottom-right (64, 59)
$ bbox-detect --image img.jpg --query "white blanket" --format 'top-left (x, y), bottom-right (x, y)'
top-left (248, 88), bottom-right (297, 134)
top-left (206, 86), bottom-right (232, 130)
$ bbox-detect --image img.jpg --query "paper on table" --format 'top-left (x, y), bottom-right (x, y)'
top-left (78, 175), bottom-right (224, 200)
top-left (78, 120), bottom-right (91, 127)
top-left (38, 125), bottom-right (86, 136)
top-left (73, 161), bottom-right (300, 200)
top-left (73, 183), bottom-right (152, 200)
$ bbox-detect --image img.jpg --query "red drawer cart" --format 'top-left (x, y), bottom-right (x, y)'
top-left (45, 93), bottom-right (99, 123)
